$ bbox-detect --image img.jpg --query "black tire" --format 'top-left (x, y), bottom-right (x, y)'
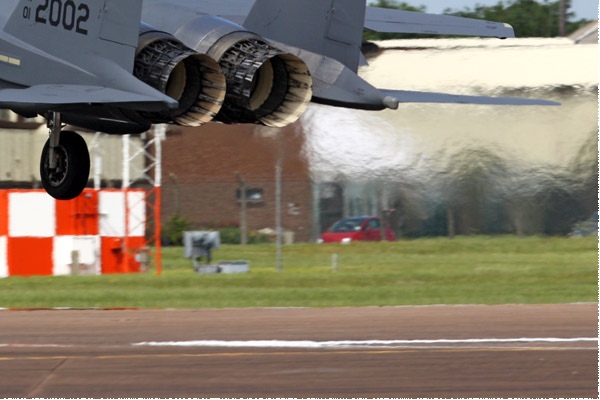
top-left (40, 130), bottom-right (90, 200)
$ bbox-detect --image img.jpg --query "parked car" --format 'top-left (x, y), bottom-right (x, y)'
top-left (320, 216), bottom-right (396, 243)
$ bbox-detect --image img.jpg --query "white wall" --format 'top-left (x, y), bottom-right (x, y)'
top-left (303, 38), bottom-right (598, 181)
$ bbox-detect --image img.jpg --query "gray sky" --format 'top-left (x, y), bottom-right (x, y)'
top-left (392, 1), bottom-right (598, 20)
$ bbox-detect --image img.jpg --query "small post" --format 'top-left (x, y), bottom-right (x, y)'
top-left (275, 162), bottom-right (282, 272)
top-left (154, 125), bottom-right (166, 276)
top-left (71, 250), bottom-right (80, 275)
top-left (122, 134), bottom-right (130, 273)
top-left (378, 182), bottom-right (386, 241)
top-left (236, 172), bottom-right (248, 245)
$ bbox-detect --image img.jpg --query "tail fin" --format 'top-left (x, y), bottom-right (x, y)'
top-left (4, 0), bottom-right (143, 71)
top-left (244, 0), bottom-right (365, 72)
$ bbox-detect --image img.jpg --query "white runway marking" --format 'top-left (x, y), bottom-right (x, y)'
top-left (0, 343), bottom-right (73, 348)
top-left (133, 338), bottom-right (598, 349)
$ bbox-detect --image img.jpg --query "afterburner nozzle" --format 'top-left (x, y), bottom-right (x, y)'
top-left (215, 39), bottom-right (312, 127)
top-left (135, 29), bottom-right (226, 126)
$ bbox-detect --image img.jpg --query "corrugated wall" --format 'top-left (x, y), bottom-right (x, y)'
top-left (0, 128), bottom-right (41, 182)
top-left (0, 113), bottom-right (145, 186)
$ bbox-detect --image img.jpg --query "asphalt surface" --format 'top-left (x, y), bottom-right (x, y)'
top-left (0, 304), bottom-right (597, 398)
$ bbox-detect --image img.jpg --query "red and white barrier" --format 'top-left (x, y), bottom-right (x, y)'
top-left (0, 189), bottom-right (146, 277)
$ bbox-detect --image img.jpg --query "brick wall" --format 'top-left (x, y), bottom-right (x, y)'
top-left (161, 122), bottom-right (314, 242)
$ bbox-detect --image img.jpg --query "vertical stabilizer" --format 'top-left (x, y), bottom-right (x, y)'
top-left (4, 0), bottom-right (142, 71)
top-left (243, 0), bottom-right (366, 72)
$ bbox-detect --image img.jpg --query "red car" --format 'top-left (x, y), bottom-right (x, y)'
top-left (320, 216), bottom-right (396, 243)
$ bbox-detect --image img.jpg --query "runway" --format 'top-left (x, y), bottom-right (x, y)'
top-left (0, 304), bottom-right (597, 398)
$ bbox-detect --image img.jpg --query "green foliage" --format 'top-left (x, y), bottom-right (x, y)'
top-left (444, 0), bottom-right (590, 37)
top-left (364, 0), bottom-right (429, 40)
top-left (219, 226), bottom-right (242, 244)
top-left (219, 226), bottom-right (271, 245)
top-left (162, 214), bottom-right (193, 246)
top-left (368, 0), bottom-right (425, 12)
top-left (248, 230), bottom-right (272, 244)
top-left (365, 0), bottom-right (592, 40)
top-left (0, 236), bottom-right (596, 309)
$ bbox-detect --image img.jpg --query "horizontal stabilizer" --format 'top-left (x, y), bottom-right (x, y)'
top-left (307, 52), bottom-right (559, 110)
top-left (365, 8), bottom-right (515, 38)
top-left (0, 85), bottom-right (178, 111)
top-left (381, 89), bottom-right (560, 106)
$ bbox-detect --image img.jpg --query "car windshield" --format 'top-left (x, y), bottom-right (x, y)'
top-left (330, 217), bottom-right (368, 232)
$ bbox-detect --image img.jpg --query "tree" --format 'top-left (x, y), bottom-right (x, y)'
top-left (439, 147), bottom-right (511, 237)
top-left (444, 0), bottom-right (591, 37)
top-left (364, 1), bottom-right (429, 40)
top-left (368, 0), bottom-right (425, 12)
top-left (364, 0), bottom-right (592, 41)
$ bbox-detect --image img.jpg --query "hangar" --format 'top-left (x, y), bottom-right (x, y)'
top-left (306, 35), bottom-right (598, 237)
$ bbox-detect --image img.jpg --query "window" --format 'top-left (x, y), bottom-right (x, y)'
top-left (236, 188), bottom-right (264, 204)
top-left (366, 219), bottom-right (380, 230)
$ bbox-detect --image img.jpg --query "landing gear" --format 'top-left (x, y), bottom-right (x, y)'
top-left (40, 112), bottom-right (90, 200)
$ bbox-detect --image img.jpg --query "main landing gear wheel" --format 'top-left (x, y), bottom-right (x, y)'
top-left (40, 130), bottom-right (90, 200)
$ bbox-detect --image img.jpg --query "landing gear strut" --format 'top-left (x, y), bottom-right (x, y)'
top-left (40, 112), bottom-right (90, 200)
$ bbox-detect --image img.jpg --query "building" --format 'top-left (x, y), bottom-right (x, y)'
top-left (304, 36), bottom-right (598, 237)
top-left (0, 112), bottom-right (155, 277)
top-left (569, 20), bottom-right (599, 44)
top-left (160, 123), bottom-right (314, 242)
top-left (0, 188), bottom-right (147, 277)
top-left (0, 110), bottom-right (145, 189)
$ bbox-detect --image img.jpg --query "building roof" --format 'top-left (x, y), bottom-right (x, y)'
top-left (363, 37), bottom-right (598, 94)
top-left (569, 20), bottom-right (599, 44)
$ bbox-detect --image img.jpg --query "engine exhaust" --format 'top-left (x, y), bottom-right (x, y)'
top-left (135, 28), bottom-right (226, 126)
top-left (214, 38), bottom-right (312, 128)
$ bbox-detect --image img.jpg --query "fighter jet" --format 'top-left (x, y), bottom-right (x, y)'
top-left (0, 0), bottom-right (557, 200)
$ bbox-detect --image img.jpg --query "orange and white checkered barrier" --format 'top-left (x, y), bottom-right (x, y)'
top-left (0, 189), bottom-right (146, 277)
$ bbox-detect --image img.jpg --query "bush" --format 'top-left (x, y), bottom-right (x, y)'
top-left (162, 214), bottom-right (194, 246)
top-left (248, 230), bottom-right (272, 244)
top-left (219, 226), bottom-right (271, 244)
top-left (219, 226), bottom-right (241, 245)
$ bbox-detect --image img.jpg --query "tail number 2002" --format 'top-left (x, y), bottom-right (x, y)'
top-left (33, 0), bottom-right (90, 35)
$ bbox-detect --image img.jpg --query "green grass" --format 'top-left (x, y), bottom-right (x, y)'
top-left (0, 236), bottom-right (597, 309)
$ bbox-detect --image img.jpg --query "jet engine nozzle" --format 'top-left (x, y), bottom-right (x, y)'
top-left (215, 38), bottom-right (312, 128)
top-left (135, 28), bottom-right (226, 126)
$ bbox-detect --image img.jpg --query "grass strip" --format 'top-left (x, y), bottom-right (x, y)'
top-left (0, 236), bottom-right (596, 308)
